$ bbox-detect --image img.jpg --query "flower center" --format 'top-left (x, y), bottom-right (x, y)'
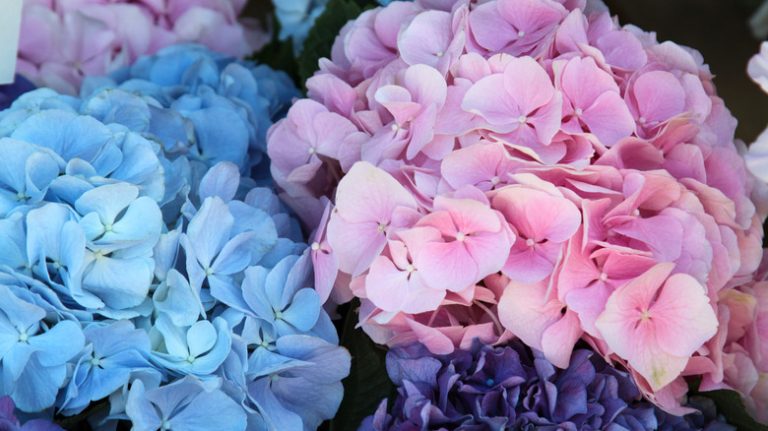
top-left (307, 146), bottom-right (316, 155)
top-left (17, 331), bottom-right (28, 343)
top-left (377, 223), bottom-right (388, 233)
top-left (456, 232), bottom-right (467, 242)
top-left (186, 355), bottom-right (196, 364)
top-left (311, 242), bottom-right (321, 251)
top-left (639, 309), bottom-right (652, 321)
top-left (638, 116), bottom-right (647, 124)
top-left (104, 223), bottom-right (113, 232)
top-left (525, 238), bottom-right (535, 247)
top-left (517, 30), bottom-right (526, 38)
top-left (161, 420), bottom-right (172, 431)
top-left (405, 264), bottom-right (416, 273)
top-left (517, 115), bottom-right (527, 124)
top-left (434, 51), bottom-right (444, 57)
top-left (490, 176), bottom-right (500, 185)
top-left (599, 272), bottom-right (609, 282)
top-left (574, 107), bottom-right (583, 117)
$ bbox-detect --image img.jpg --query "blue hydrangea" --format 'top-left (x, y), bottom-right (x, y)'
top-left (0, 44), bottom-right (348, 431)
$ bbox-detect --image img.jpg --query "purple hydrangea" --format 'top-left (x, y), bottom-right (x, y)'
top-left (0, 76), bottom-right (34, 110)
top-left (360, 341), bottom-right (734, 431)
top-left (0, 397), bottom-right (61, 431)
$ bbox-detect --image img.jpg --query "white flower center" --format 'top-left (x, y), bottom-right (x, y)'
top-left (307, 146), bottom-right (316, 155)
top-left (526, 238), bottom-right (535, 247)
top-left (405, 264), bottom-right (416, 273)
top-left (490, 176), bottom-right (500, 185)
top-left (574, 108), bottom-right (583, 116)
top-left (599, 272), bottom-right (609, 282)
top-left (17, 332), bottom-right (28, 343)
top-left (377, 223), bottom-right (388, 233)
top-left (517, 30), bottom-right (526, 38)
top-left (517, 115), bottom-right (527, 124)
top-left (435, 51), bottom-right (444, 57)
top-left (311, 242), bottom-right (321, 251)
top-left (456, 232), bottom-right (467, 242)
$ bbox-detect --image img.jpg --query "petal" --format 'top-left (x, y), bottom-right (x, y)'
top-left (415, 241), bottom-right (478, 292)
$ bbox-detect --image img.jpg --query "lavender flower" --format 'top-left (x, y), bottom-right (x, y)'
top-left (361, 340), bottom-right (734, 431)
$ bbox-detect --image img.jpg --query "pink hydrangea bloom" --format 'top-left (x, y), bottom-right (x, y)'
top-left (17, 0), bottom-right (266, 94)
top-left (267, 0), bottom-right (768, 417)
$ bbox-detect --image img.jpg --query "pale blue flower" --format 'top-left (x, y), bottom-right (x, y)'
top-left (151, 316), bottom-right (232, 377)
top-left (248, 335), bottom-right (350, 431)
top-left (60, 321), bottom-right (159, 415)
top-left (125, 377), bottom-right (247, 431)
top-left (0, 284), bottom-right (84, 412)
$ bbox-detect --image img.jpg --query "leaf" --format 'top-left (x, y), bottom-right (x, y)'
top-left (699, 389), bottom-right (768, 431)
top-left (329, 301), bottom-right (395, 431)
top-left (297, 0), bottom-right (364, 85)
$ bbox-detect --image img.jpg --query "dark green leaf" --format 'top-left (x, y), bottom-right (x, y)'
top-left (699, 389), bottom-right (768, 431)
top-left (329, 302), bottom-right (395, 431)
top-left (297, 0), bottom-right (364, 84)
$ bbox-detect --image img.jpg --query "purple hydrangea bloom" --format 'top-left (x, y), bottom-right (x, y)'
top-left (0, 396), bottom-right (62, 431)
top-left (0, 76), bottom-right (35, 111)
top-left (360, 340), bottom-right (734, 431)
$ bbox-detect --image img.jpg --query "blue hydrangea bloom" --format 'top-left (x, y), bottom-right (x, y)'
top-left (0, 284), bottom-right (84, 412)
top-left (125, 377), bottom-right (247, 431)
top-left (0, 43), bottom-right (347, 430)
top-left (361, 340), bottom-right (735, 431)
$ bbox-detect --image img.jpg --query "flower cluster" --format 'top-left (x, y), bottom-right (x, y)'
top-left (0, 45), bottom-right (348, 429)
top-left (360, 340), bottom-right (734, 431)
top-left (3, 44), bottom-right (299, 225)
top-left (267, 0), bottom-right (768, 416)
top-left (17, 0), bottom-right (267, 94)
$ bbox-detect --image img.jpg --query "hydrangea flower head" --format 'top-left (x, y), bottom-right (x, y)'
top-left (267, 0), bottom-right (768, 416)
top-left (17, 0), bottom-right (267, 94)
top-left (360, 340), bottom-right (735, 431)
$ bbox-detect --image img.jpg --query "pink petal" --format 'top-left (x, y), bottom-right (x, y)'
top-left (493, 187), bottom-right (581, 242)
top-left (632, 71), bottom-right (686, 124)
top-left (398, 11), bottom-right (452, 69)
top-left (650, 273), bottom-right (718, 357)
top-left (333, 162), bottom-right (417, 224)
top-left (503, 241), bottom-right (560, 283)
top-left (580, 91), bottom-right (635, 147)
top-left (502, 56), bottom-right (556, 113)
top-left (461, 74), bottom-right (519, 130)
top-left (326, 216), bottom-right (387, 276)
top-left (415, 241), bottom-right (479, 292)
top-left (541, 309), bottom-right (582, 368)
top-left (498, 279), bottom-right (562, 352)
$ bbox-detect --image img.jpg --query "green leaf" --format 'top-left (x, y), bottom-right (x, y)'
top-left (329, 302), bottom-right (395, 431)
top-left (699, 389), bottom-right (768, 431)
top-left (297, 0), bottom-right (364, 85)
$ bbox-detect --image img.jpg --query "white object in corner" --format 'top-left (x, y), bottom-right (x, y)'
top-left (0, 0), bottom-right (23, 85)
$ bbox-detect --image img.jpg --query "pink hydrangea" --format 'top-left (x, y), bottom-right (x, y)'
top-left (267, 0), bottom-right (768, 417)
top-left (16, 0), bottom-right (266, 94)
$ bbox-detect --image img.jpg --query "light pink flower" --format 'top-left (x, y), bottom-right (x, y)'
top-left (498, 276), bottom-right (582, 367)
top-left (555, 56), bottom-right (635, 146)
top-left (492, 183), bottom-right (581, 283)
top-left (326, 162), bottom-right (420, 276)
top-left (595, 263), bottom-right (718, 390)
top-left (414, 195), bottom-right (514, 292)
top-left (462, 56), bottom-right (562, 149)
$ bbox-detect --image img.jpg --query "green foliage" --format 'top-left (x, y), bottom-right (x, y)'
top-left (297, 0), bottom-right (364, 85)
top-left (329, 302), bottom-right (395, 431)
top-left (700, 389), bottom-right (768, 431)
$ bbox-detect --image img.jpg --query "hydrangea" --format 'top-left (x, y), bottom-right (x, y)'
top-left (0, 77), bottom-right (35, 111)
top-left (1, 45), bottom-right (299, 225)
top-left (0, 44), bottom-right (348, 430)
top-left (267, 0), bottom-right (768, 417)
top-left (361, 340), bottom-right (734, 431)
top-left (0, 396), bottom-right (62, 431)
top-left (17, 0), bottom-right (268, 94)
